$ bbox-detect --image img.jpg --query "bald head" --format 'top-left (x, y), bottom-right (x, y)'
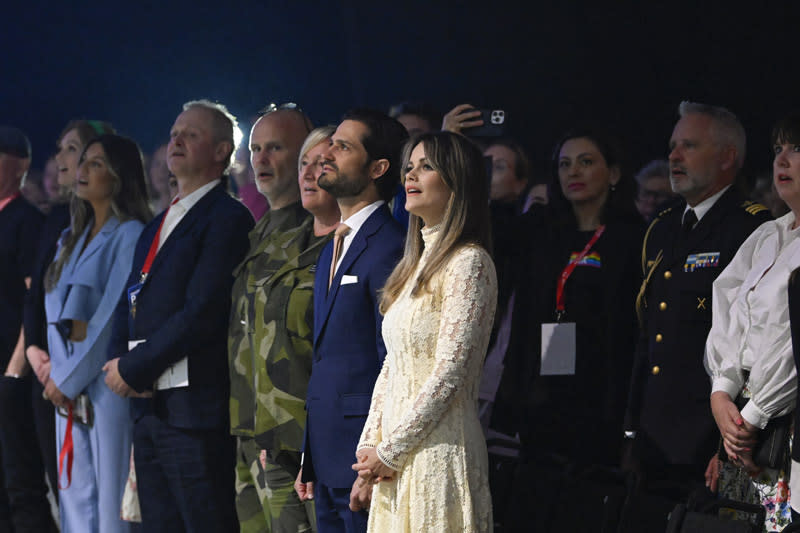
top-left (250, 110), bottom-right (312, 209)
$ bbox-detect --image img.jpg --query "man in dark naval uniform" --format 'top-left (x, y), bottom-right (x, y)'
top-left (624, 102), bottom-right (772, 518)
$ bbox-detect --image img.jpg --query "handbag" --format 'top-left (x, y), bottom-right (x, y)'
top-left (720, 393), bottom-right (793, 470)
top-left (120, 446), bottom-right (141, 522)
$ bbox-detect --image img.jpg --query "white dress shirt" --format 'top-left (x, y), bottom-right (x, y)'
top-left (158, 179), bottom-right (220, 250)
top-left (332, 200), bottom-right (385, 276)
top-left (704, 211), bottom-right (800, 429)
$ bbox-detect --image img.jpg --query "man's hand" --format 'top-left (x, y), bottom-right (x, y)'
top-left (103, 358), bottom-right (138, 397)
top-left (352, 447), bottom-right (395, 482)
top-left (710, 391), bottom-right (757, 456)
top-left (44, 379), bottom-right (71, 409)
top-left (294, 467), bottom-right (314, 501)
top-left (349, 475), bottom-right (373, 512)
top-left (26, 345), bottom-right (51, 385)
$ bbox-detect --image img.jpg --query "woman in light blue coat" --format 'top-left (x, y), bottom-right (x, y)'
top-left (43, 134), bottom-right (152, 532)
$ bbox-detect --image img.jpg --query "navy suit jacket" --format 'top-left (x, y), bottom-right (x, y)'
top-left (112, 183), bottom-right (254, 430)
top-left (304, 204), bottom-right (404, 488)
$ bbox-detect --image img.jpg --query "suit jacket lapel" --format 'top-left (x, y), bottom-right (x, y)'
top-left (664, 188), bottom-right (738, 269)
top-left (316, 206), bottom-right (391, 347)
top-left (149, 184), bottom-right (223, 275)
top-left (74, 217), bottom-right (120, 271)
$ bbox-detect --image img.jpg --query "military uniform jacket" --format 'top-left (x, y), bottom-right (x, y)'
top-left (228, 203), bottom-right (330, 452)
top-left (625, 186), bottom-right (771, 466)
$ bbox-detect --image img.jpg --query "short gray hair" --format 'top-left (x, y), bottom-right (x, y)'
top-left (182, 99), bottom-right (238, 170)
top-left (678, 101), bottom-right (746, 170)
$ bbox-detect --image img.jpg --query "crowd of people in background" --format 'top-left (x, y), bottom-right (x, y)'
top-left (0, 97), bottom-right (799, 533)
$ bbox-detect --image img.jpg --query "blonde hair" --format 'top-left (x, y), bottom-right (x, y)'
top-left (299, 126), bottom-right (336, 168)
top-left (380, 132), bottom-right (491, 313)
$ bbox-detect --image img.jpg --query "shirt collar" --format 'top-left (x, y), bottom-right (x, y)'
top-left (174, 179), bottom-right (221, 213)
top-left (684, 185), bottom-right (730, 223)
top-left (340, 200), bottom-right (384, 235)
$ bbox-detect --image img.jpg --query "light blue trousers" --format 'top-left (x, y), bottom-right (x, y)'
top-left (55, 374), bottom-right (132, 533)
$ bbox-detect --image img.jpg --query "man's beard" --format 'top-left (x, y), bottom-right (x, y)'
top-left (318, 164), bottom-right (370, 199)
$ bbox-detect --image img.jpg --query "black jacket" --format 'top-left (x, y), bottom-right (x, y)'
top-left (625, 187), bottom-right (771, 467)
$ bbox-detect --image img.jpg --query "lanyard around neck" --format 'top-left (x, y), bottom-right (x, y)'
top-left (555, 225), bottom-right (605, 319)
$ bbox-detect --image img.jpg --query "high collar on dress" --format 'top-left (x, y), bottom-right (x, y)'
top-left (421, 223), bottom-right (441, 248)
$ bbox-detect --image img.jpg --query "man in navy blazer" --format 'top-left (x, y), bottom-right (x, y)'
top-left (104, 100), bottom-right (254, 532)
top-left (295, 109), bottom-right (407, 532)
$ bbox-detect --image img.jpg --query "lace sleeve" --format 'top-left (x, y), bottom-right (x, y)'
top-left (357, 354), bottom-right (389, 451)
top-left (375, 247), bottom-right (497, 471)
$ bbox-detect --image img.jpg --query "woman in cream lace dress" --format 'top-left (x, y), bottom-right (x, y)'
top-left (353, 131), bottom-right (497, 532)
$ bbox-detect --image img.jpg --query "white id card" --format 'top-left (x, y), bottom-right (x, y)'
top-left (540, 322), bottom-right (576, 375)
top-left (128, 339), bottom-right (189, 389)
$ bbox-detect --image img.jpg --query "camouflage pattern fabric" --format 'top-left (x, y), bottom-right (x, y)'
top-left (229, 202), bottom-right (329, 532)
top-left (235, 437), bottom-right (271, 533)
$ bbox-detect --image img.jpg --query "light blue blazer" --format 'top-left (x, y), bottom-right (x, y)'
top-left (46, 217), bottom-right (143, 398)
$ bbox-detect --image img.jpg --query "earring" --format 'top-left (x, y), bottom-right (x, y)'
top-left (610, 184), bottom-right (616, 192)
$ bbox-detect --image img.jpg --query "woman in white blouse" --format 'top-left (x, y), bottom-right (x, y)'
top-left (705, 114), bottom-right (800, 530)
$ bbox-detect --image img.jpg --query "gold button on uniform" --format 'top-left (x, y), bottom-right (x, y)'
top-left (651, 366), bottom-right (661, 375)
top-left (664, 271), bottom-right (672, 280)
top-left (655, 334), bottom-right (663, 342)
top-left (659, 302), bottom-right (667, 311)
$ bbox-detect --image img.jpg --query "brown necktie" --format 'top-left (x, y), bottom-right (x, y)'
top-left (329, 224), bottom-right (351, 289)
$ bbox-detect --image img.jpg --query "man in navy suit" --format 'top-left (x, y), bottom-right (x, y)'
top-left (104, 100), bottom-right (254, 532)
top-left (294, 109), bottom-right (407, 532)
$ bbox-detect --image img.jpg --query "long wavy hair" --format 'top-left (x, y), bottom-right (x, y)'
top-left (45, 134), bottom-right (152, 291)
top-left (379, 131), bottom-right (491, 313)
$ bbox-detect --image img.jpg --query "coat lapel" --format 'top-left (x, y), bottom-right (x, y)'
top-left (662, 188), bottom-right (738, 269)
top-left (148, 183), bottom-right (224, 275)
top-left (74, 217), bottom-right (120, 271)
top-left (315, 206), bottom-right (390, 347)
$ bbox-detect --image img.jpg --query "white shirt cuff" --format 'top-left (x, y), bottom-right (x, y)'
top-left (740, 399), bottom-right (770, 430)
top-left (711, 376), bottom-right (742, 399)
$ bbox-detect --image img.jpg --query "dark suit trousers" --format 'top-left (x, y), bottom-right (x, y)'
top-left (314, 480), bottom-right (367, 533)
top-left (0, 375), bottom-right (57, 532)
top-left (133, 413), bottom-right (238, 533)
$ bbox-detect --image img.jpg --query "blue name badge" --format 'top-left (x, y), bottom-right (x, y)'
top-left (684, 252), bottom-right (720, 272)
top-left (127, 282), bottom-right (143, 319)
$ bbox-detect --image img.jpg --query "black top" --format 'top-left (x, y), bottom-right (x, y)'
top-left (0, 195), bottom-right (43, 367)
top-left (23, 202), bottom-right (70, 351)
top-left (494, 206), bottom-right (645, 466)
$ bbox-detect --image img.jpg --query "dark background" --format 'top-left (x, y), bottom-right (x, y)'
top-left (1, 1), bottom-right (794, 181)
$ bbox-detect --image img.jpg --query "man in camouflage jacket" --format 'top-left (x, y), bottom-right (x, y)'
top-left (228, 108), bottom-right (322, 533)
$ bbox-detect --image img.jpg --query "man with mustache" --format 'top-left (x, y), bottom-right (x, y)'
top-left (623, 101), bottom-right (771, 527)
top-left (228, 104), bottom-right (319, 533)
top-left (295, 109), bottom-right (406, 533)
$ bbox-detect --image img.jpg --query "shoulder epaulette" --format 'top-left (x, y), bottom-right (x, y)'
top-left (740, 200), bottom-right (769, 216)
top-left (655, 205), bottom-right (675, 219)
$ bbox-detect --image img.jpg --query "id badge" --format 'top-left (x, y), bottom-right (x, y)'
top-left (127, 282), bottom-right (143, 319)
top-left (540, 322), bottom-right (576, 375)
